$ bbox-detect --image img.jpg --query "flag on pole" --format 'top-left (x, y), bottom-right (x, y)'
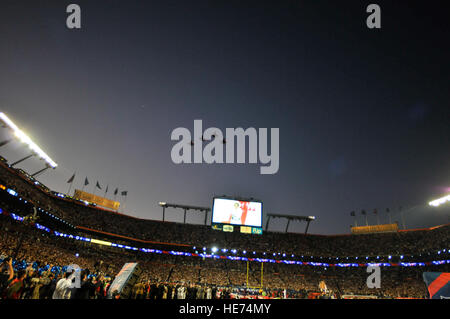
top-left (361, 210), bottom-right (368, 226)
top-left (350, 211), bottom-right (357, 227)
top-left (67, 172), bottom-right (76, 196)
top-left (114, 188), bottom-right (118, 196)
top-left (120, 191), bottom-right (128, 213)
top-left (67, 173), bottom-right (75, 184)
top-left (96, 181), bottom-right (102, 190)
top-left (81, 177), bottom-right (89, 193)
top-left (373, 209), bottom-right (380, 224)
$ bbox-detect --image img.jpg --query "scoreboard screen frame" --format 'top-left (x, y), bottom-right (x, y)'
top-left (211, 197), bottom-right (263, 229)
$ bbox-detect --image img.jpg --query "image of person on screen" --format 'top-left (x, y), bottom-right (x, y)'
top-left (223, 201), bottom-right (248, 225)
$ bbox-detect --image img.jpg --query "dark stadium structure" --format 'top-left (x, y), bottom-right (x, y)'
top-left (0, 160), bottom-right (449, 299)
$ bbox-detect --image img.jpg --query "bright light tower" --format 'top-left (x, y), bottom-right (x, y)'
top-left (0, 112), bottom-right (57, 176)
top-left (429, 194), bottom-right (450, 207)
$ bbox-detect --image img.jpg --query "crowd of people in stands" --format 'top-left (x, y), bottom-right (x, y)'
top-left (1, 208), bottom-right (446, 299)
top-left (0, 161), bottom-right (448, 299)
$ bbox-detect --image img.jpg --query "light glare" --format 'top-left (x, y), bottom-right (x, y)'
top-left (429, 194), bottom-right (450, 207)
top-left (0, 112), bottom-right (57, 168)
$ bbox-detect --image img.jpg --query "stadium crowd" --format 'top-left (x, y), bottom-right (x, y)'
top-left (0, 162), bottom-right (448, 299)
top-left (1, 204), bottom-right (447, 299)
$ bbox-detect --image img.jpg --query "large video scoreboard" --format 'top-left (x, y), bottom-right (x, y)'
top-left (211, 197), bottom-right (263, 235)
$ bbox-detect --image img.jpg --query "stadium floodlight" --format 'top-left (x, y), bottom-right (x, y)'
top-left (211, 247), bottom-right (218, 253)
top-left (429, 194), bottom-right (450, 207)
top-left (0, 112), bottom-right (57, 168)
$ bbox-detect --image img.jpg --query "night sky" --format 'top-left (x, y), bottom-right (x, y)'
top-left (0, 1), bottom-right (449, 234)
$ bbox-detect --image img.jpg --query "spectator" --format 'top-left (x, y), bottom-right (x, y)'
top-left (52, 271), bottom-right (73, 299)
top-left (4, 269), bottom-right (27, 299)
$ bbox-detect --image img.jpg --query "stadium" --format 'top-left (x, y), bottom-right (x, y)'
top-left (1, 1), bottom-right (449, 304)
top-left (0, 114), bottom-right (448, 299)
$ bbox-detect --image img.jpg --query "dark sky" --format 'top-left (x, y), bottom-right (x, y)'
top-left (0, 0), bottom-right (449, 234)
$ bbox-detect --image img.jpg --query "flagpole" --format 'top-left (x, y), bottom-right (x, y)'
top-left (122, 195), bottom-right (127, 212)
top-left (67, 180), bottom-right (74, 196)
top-left (361, 210), bottom-right (367, 226)
top-left (67, 172), bottom-right (77, 196)
top-left (93, 182), bottom-right (98, 196)
top-left (81, 177), bottom-right (89, 193)
top-left (350, 212), bottom-right (357, 227)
